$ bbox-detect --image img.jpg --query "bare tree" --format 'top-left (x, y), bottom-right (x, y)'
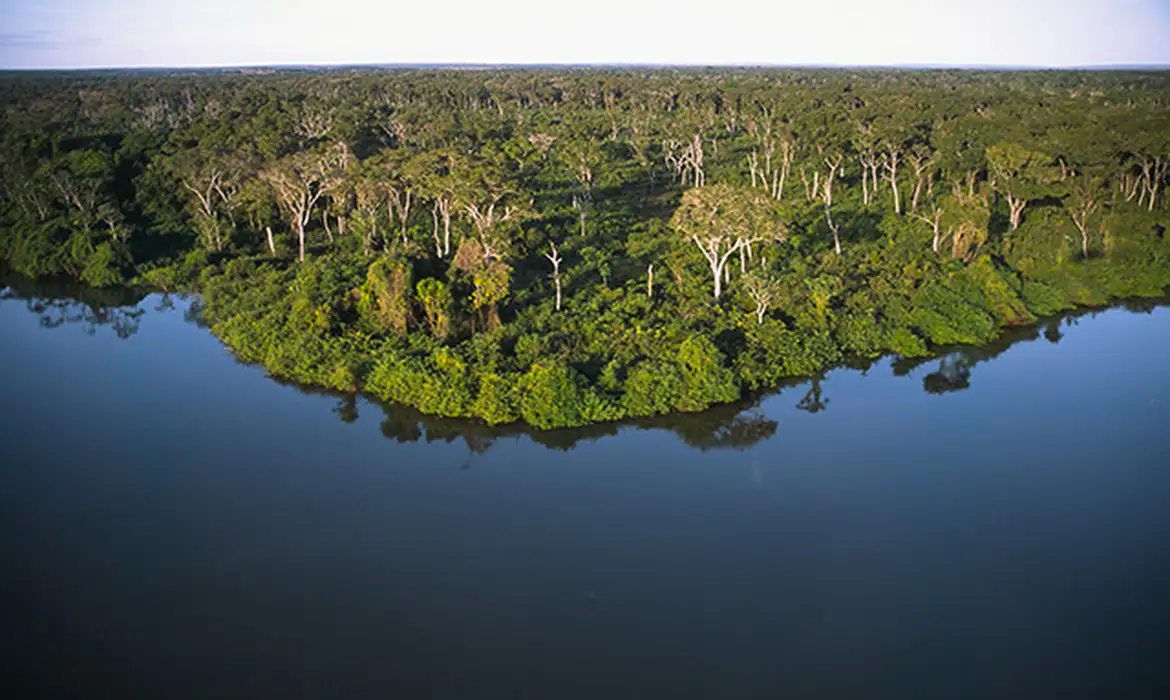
top-left (435, 194), bottom-right (455, 256)
top-left (387, 185), bottom-right (413, 245)
top-left (825, 205), bottom-right (842, 256)
top-left (772, 136), bottom-right (795, 201)
top-left (883, 146), bottom-right (902, 214)
top-left (857, 148), bottom-right (882, 206)
top-left (747, 150), bottom-right (762, 189)
top-left (1138, 155), bottom-right (1167, 212)
top-left (544, 241), bottom-right (563, 311)
top-left (688, 134), bottom-right (705, 187)
top-left (571, 193), bottom-right (590, 237)
top-left (908, 149), bottom-right (934, 213)
top-left (664, 133), bottom-right (705, 186)
top-left (464, 196), bottom-right (519, 262)
top-left (819, 155), bottom-right (844, 255)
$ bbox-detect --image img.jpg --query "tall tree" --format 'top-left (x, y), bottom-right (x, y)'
top-left (986, 142), bottom-right (1061, 231)
top-left (261, 144), bottom-right (350, 261)
top-left (670, 184), bottom-right (787, 299)
top-left (1065, 172), bottom-right (1104, 259)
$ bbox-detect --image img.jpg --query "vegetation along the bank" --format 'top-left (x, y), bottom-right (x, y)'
top-left (2, 68), bottom-right (1169, 428)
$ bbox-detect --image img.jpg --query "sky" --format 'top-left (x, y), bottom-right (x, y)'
top-left (1, 0), bottom-right (1169, 69)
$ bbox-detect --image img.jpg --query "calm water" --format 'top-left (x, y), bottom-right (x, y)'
top-left (2, 278), bottom-right (1170, 700)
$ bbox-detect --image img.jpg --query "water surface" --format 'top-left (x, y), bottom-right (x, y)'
top-left (2, 279), bottom-right (1169, 699)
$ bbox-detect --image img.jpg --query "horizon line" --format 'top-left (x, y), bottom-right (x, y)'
top-left (3, 60), bottom-right (1170, 73)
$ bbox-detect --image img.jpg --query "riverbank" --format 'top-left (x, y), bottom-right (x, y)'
top-left (190, 216), bottom-right (1170, 430)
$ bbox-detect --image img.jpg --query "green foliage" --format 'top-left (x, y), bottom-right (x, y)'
top-left (360, 256), bottom-right (412, 336)
top-left (4, 68), bottom-right (1170, 429)
top-left (518, 361), bottom-right (591, 430)
top-left (80, 242), bottom-right (127, 287)
top-left (885, 327), bottom-right (930, 358)
top-left (471, 373), bottom-right (519, 425)
top-left (416, 277), bottom-right (452, 341)
top-left (624, 360), bottom-right (685, 416)
top-left (676, 335), bottom-right (740, 411)
top-left (1021, 280), bottom-right (1073, 317)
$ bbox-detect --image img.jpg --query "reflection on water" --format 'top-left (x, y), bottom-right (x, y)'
top-left (297, 379), bottom-right (780, 456)
top-left (796, 377), bottom-right (829, 412)
top-left (0, 266), bottom-right (150, 338)
top-left (2, 265), bottom-right (1166, 457)
top-left (3, 268), bottom-right (1169, 700)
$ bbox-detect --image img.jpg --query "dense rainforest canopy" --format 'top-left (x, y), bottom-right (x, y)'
top-left (2, 67), bottom-right (1169, 428)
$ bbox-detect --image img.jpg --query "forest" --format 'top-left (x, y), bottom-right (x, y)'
top-left (1, 67), bottom-right (1169, 429)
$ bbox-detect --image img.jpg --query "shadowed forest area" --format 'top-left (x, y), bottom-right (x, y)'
top-left (2, 68), bottom-right (1169, 428)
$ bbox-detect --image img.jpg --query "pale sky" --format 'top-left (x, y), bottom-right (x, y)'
top-left (2, 0), bottom-right (1169, 69)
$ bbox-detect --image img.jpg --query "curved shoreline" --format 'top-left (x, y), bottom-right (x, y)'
top-left (203, 283), bottom-right (1170, 434)
top-left (4, 260), bottom-right (1168, 435)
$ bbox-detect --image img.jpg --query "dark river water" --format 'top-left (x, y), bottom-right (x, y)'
top-left (2, 277), bottom-right (1169, 699)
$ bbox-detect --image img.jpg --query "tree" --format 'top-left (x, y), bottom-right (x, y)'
top-left (907, 145), bottom-right (935, 213)
top-left (913, 202), bottom-right (945, 254)
top-left (664, 133), bottom-right (705, 186)
top-left (742, 262), bottom-right (781, 324)
top-left (560, 130), bottom-right (597, 236)
top-left (460, 160), bottom-right (526, 263)
top-left (464, 195), bottom-right (520, 262)
top-left (544, 240), bottom-right (564, 312)
top-left (818, 154), bottom-right (844, 255)
top-left (941, 190), bottom-right (990, 261)
top-left (416, 277), bottom-right (452, 341)
top-left (261, 144), bottom-right (350, 261)
top-left (471, 260), bottom-right (511, 330)
top-left (45, 147), bottom-right (112, 236)
top-left (986, 142), bottom-right (1061, 231)
top-left (670, 184), bottom-right (788, 299)
top-left (1065, 172), bottom-right (1103, 259)
top-left (361, 255), bottom-right (412, 336)
top-left (351, 168), bottom-right (388, 255)
top-left (412, 149), bottom-right (464, 258)
top-left (172, 154), bottom-right (242, 252)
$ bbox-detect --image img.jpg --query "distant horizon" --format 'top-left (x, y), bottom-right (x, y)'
top-left (4, 61), bottom-right (1170, 73)
top-left (3, 1), bottom-right (1169, 71)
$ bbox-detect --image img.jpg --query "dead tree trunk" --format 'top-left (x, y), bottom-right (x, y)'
top-left (544, 241), bottom-right (563, 311)
top-left (883, 149), bottom-right (902, 214)
top-left (826, 205), bottom-right (841, 256)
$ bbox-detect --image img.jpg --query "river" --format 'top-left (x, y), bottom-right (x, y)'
top-left (2, 276), bottom-right (1169, 699)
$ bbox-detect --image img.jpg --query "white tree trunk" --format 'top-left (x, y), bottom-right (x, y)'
top-left (1008, 194), bottom-right (1026, 230)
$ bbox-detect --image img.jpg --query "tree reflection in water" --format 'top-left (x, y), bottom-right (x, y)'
top-left (1, 265), bottom-right (149, 338)
top-left (796, 377), bottom-right (829, 413)
top-left (253, 297), bottom-right (1170, 459)
top-left (923, 355), bottom-right (972, 394)
top-left (310, 384), bottom-right (781, 459)
top-left (5, 264), bottom-right (1166, 459)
